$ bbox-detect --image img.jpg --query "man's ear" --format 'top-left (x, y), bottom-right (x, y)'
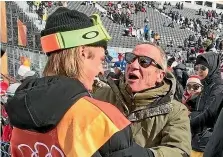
top-left (157, 71), bottom-right (165, 83)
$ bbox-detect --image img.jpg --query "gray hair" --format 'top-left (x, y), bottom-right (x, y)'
top-left (137, 42), bottom-right (167, 72)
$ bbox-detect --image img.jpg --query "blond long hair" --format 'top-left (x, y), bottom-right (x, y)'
top-left (43, 47), bottom-right (83, 78)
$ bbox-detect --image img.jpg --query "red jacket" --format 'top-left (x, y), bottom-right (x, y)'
top-left (0, 80), bottom-right (8, 96)
top-left (199, 48), bottom-right (205, 54)
top-left (1, 106), bottom-right (12, 142)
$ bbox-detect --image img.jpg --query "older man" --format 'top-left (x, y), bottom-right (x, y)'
top-left (94, 43), bottom-right (191, 157)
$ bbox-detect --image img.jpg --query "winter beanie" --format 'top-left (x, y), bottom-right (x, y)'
top-left (41, 7), bottom-right (109, 53)
top-left (195, 56), bottom-right (209, 69)
top-left (186, 75), bottom-right (202, 86)
top-left (167, 57), bottom-right (175, 67)
top-left (41, 7), bottom-right (93, 36)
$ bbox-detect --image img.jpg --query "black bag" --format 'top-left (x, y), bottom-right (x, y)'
top-left (182, 70), bottom-right (189, 88)
top-left (174, 79), bottom-right (184, 102)
top-left (192, 128), bottom-right (213, 152)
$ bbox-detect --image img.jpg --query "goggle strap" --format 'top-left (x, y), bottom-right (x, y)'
top-left (57, 32), bottom-right (65, 49)
top-left (41, 25), bottom-right (109, 53)
top-left (41, 33), bottom-right (61, 53)
top-left (91, 14), bottom-right (111, 41)
top-left (41, 14), bottom-right (111, 53)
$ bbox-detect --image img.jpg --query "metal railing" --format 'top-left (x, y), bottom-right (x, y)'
top-left (5, 46), bottom-right (47, 78)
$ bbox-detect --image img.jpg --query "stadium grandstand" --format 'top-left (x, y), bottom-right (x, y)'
top-left (1, 1), bottom-right (223, 80)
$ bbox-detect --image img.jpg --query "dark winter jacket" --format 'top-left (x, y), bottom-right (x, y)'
top-left (174, 78), bottom-right (184, 102)
top-left (6, 76), bottom-right (154, 157)
top-left (204, 108), bottom-right (223, 157)
top-left (190, 52), bottom-right (223, 152)
top-left (173, 63), bottom-right (188, 88)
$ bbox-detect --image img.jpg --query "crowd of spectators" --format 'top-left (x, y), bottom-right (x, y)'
top-left (26, 1), bottom-right (64, 23)
top-left (157, 2), bottom-right (223, 34)
top-left (99, 1), bottom-right (164, 45)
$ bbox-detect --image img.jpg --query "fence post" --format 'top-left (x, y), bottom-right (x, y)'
top-left (12, 49), bottom-right (16, 78)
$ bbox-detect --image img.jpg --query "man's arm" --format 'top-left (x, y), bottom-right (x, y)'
top-left (190, 86), bottom-right (223, 134)
top-left (150, 101), bottom-right (191, 157)
top-left (204, 108), bottom-right (223, 157)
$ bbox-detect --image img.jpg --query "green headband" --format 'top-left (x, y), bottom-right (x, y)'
top-left (41, 14), bottom-right (111, 53)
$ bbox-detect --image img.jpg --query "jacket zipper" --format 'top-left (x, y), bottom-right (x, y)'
top-left (196, 92), bottom-right (203, 111)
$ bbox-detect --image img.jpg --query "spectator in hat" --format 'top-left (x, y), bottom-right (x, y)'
top-left (167, 57), bottom-right (184, 102)
top-left (190, 52), bottom-right (223, 156)
top-left (182, 75), bottom-right (203, 112)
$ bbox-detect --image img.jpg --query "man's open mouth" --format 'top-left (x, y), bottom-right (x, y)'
top-left (128, 74), bottom-right (139, 80)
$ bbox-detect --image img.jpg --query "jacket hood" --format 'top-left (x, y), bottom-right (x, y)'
top-left (208, 47), bottom-right (217, 53)
top-left (5, 76), bottom-right (89, 133)
top-left (117, 72), bottom-right (176, 111)
top-left (197, 52), bottom-right (221, 84)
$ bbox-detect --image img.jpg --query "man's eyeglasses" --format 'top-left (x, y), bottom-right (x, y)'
top-left (194, 65), bottom-right (208, 71)
top-left (125, 52), bottom-right (163, 70)
top-left (186, 83), bottom-right (202, 91)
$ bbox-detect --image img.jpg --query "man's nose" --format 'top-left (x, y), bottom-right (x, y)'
top-left (130, 58), bottom-right (140, 69)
